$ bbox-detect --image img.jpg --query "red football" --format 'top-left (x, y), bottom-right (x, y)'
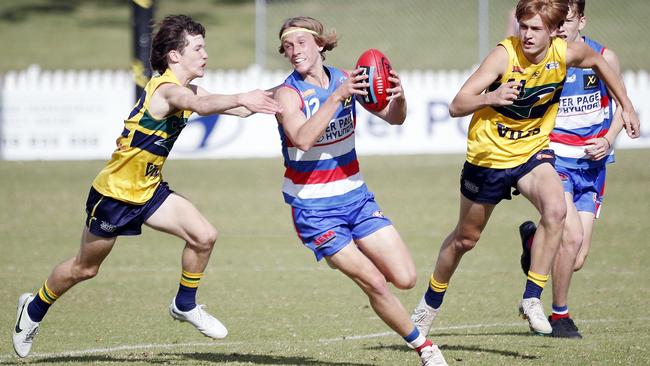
top-left (354, 49), bottom-right (394, 112)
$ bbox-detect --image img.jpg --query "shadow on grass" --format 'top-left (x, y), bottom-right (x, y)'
top-left (175, 352), bottom-right (374, 365)
top-left (0, 354), bottom-right (167, 365)
top-left (368, 343), bottom-right (541, 360)
top-left (1, 351), bottom-right (373, 365)
top-left (433, 330), bottom-right (548, 337)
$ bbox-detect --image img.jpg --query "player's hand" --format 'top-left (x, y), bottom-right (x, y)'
top-left (584, 137), bottom-right (611, 161)
top-left (334, 68), bottom-right (369, 101)
top-left (386, 69), bottom-right (404, 102)
top-left (488, 81), bottom-right (520, 106)
top-left (239, 89), bottom-right (283, 115)
top-left (621, 108), bottom-right (641, 138)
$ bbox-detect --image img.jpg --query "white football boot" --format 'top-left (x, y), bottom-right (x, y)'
top-left (420, 344), bottom-right (448, 366)
top-left (411, 296), bottom-right (440, 337)
top-left (519, 297), bottom-right (552, 335)
top-left (13, 293), bottom-right (40, 358)
top-left (169, 298), bottom-right (228, 339)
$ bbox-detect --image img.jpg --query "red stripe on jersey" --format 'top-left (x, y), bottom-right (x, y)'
top-left (285, 159), bottom-right (359, 185)
top-left (550, 129), bottom-right (608, 146)
top-left (601, 94), bottom-right (609, 108)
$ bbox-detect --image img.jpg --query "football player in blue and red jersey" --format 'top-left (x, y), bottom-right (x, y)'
top-left (273, 16), bottom-right (447, 366)
top-left (518, 0), bottom-right (640, 339)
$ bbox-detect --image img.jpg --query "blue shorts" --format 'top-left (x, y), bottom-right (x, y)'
top-left (556, 164), bottom-right (606, 217)
top-left (460, 149), bottom-right (556, 204)
top-left (291, 193), bottom-right (392, 261)
top-left (85, 182), bottom-right (173, 238)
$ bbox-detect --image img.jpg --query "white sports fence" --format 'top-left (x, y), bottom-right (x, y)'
top-left (0, 65), bottom-right (648, 160)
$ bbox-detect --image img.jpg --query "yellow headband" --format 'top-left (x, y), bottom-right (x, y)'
top-left (280, 27), bottom-right (319, 39)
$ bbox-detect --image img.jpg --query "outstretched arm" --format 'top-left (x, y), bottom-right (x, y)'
top-left (448, 45), bottom-right (519, 117)
top-left (156, 84), bottom-right (282, 117)
top-left (567, 42), bottom-right (640, 138)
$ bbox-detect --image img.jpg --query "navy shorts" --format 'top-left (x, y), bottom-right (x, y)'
top-left (85, 182), bottom-right (173, 238)
top-left (291, 193), bottom-right (392, 261)
top-left (460, 149), bottom-right (556, 204)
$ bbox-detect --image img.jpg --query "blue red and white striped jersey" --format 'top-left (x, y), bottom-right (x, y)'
top-left (278, 66), bottom-right (368, 209)
top-left (550, 36), bottom-right (614, 169)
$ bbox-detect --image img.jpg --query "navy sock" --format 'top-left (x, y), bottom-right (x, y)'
top-left (26, 295), bottom-right (51, 322)
top-left (424, 288), bottom-right (446, 309)
top-left (175, 285), bottom-right (198, 311)
top-left (523, 279), bottom-right (543, 299)
top-left (423, 275), bottom-right (448, 308)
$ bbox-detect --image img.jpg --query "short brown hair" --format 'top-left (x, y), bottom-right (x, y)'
top-left (516, 0), bottom-right (569, 31)
top-left (568, 0), bottom-right (585, 17)
top-left (278, 16), bottom-right (338, 60)
top-left (150, 15), bottom-right (205, 75)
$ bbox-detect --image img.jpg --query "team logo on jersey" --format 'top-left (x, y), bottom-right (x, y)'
top-left (496, 123), bottom-right (541, 140)
top-left (583, 74), bottom-right (599, 90)
top-left (313, 230), bottom-right (336, 247)
top-left (494, 82), bottom-right (562, 120)
top-left (566, 74), bottom-right (577, 83)
top-left (145, 162), bottom-right (160, 177)
top-left (545, 61), bottom-right (560, 70)
top-left (152, 117), bottom-right (187, 154)
top-left (372, 210), bottom-right (384, 218)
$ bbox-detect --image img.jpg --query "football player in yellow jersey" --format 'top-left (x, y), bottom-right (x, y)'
top-left (12, 15), bottom-right (282, 358)
top-left (411, 0), bottom-right (640, 340)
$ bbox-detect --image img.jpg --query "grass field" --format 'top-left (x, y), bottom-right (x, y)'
top-left (0, 150), bottom-right (649, 365)
top-left (1, 0), bottom-right (649, 72)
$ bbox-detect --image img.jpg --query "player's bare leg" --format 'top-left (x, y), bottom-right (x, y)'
top-left (574, 212), bottom-right (596, 271)
top-left (13, 229), bottom-right (116, 357)
top-left (146, 193), bottom-right (226, 339)
top-left (548, 195), bottom-right (584, 338)
top-left (433, 196), bottom-right (494, 284)
top-left (327, 240), bottom-right (447, 365)
top-left (516, 163), bottom-right (566, 334)
top-left (355, 225), bottom-right (416, 290)
top-left (552, 194), bottom-right (583, 308)
top-left (412, 196), bottom-right (494, 336)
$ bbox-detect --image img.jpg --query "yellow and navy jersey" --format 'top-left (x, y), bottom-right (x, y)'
top-left (467, 36), bottom-right (567, 168)
top-left (92, 69), bottom-right (191, 204)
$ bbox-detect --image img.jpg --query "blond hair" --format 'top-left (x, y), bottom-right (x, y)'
top-left (278, 16), bottom-right (338, 60)
top-left (516, 0), bottom-right (569, 31)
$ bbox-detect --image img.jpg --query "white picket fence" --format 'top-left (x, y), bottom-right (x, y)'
top-left (1, 65), bottom-right (648, 160)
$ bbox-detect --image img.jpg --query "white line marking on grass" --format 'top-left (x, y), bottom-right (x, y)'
top-left (317, 317), bottom-right (650, 343)
top-left (2, 317), bottom-right (649, 361)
